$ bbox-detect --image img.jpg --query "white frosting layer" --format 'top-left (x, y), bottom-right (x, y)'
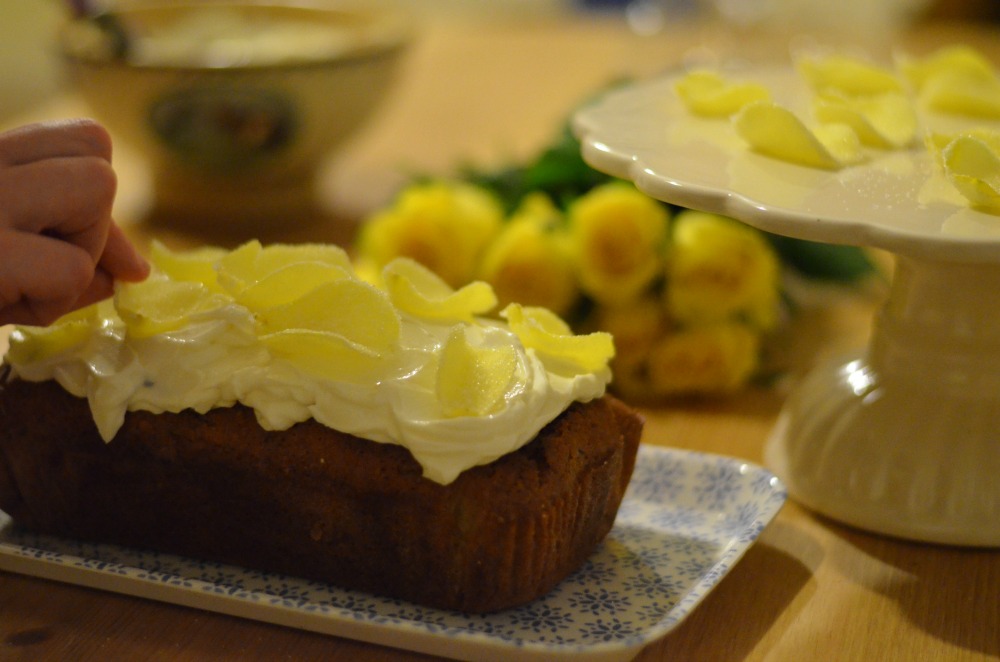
top-left (9, 272), bottom-right (609, 485)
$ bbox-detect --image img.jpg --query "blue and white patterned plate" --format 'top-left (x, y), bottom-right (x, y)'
top-left (0, 445), bottom-right (785, 661)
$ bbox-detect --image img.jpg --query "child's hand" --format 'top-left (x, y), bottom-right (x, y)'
top-left (0, 119), bottom-right (149, 326)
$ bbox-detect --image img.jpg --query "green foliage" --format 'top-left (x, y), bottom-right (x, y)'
top-left (461, 124), bottom-right (613, 214)
top-left (765, 235), bottom-right (875, 282)
top-left (462, 117), bottom-right (875, 284)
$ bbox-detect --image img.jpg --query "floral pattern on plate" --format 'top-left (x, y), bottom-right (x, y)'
top-left (0, 445), bottom-right (785, 661)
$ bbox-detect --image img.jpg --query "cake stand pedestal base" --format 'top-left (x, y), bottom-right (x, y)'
top-left (765, 255), bottom-right (1000, 547)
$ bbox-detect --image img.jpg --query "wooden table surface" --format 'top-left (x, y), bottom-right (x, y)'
top-left (2, 10), bottom-right (999, 661)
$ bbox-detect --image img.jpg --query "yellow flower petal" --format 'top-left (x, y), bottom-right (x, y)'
top-left (814, 92), bottom-right (918, 149)
top-left (383, 257), bottom-right (497, 321)
top-left (501, 303), bottom-right (614, 375)
top-left (150, 241), bottom-right (227, 292)
top-left (236, 262), bottom-right (352, 311)
top-left (216, 241), bottom-right (352, 296)
top-left (6, 301), bottom-right (111, 363)
top-left (256, 279), bottom-right (401, 354)
top-left (115, 276), bottom-right (233, 339)
top-left (920, 71), bottom-right (1000, 120)
top-left (926, 128), bottom-right (1000, 169)
top-left (797, 54), bottom-right (902, 97)
top-left (899, 45), bottom-right (997, 92)
top-left (260, 329), bottom-right (387, 384)
top-left (436, 325), bottom-right (519, 417)
top-left (942, 134), bottom-right (1000, 213)
top-left (900, 44), bottom-right (1000, 118)
top-left (733, 101), bottom-right (865, 170)
top-left (674, 70), bottom-right (771, 117)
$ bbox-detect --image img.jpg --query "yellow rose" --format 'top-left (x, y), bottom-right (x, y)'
top-left (592, 296), bottom-right (669, 362)
top-left (567, 182), bottom-right (669, 305)
top-left (477, 193), bottom-right (579, 317)
top-left (593, 297), bottom-right (672, 402)
top-left (646, 322), bottom-right (760, 396)
top-left (357, 181), bottom-right (503, 288)
top-left (665, 211), bottom-right (780, 331)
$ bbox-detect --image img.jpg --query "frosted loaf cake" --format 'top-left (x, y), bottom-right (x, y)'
top-left (0, 241), bottom-right (643, 612)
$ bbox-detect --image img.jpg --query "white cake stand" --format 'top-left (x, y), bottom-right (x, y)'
top-left (573, 67), bottom-right (1000, 547)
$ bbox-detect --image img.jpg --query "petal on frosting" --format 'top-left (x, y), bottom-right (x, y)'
top-left (436, 325), bottom-right (519, 417)
top-left (501, 303), bottom-right (614, 375)
top-left (382, 257), bottom-right (497, 322)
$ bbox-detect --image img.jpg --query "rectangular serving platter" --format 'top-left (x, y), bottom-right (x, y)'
top-left (0, 445), bottom-right (785, 661)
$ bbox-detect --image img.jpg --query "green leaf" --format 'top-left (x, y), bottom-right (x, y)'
top-left (461, 124), bottom-right (614, 213)
top-left (765, 235), bottom-right (876, 281)
top-left (461, 165), bottom-right (530, 213)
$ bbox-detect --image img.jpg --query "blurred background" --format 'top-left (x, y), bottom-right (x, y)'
top-left (0, 2), bottom-right (65, 121)
top-left (2, 0), bottom-right (996, 124)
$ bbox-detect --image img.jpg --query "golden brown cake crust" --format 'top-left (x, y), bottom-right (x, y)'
top-left (0, 374), bottom-right (642, 613)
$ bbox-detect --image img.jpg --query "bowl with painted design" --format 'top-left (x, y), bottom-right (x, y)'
top-left (60, 0), bottom-right (411, 231)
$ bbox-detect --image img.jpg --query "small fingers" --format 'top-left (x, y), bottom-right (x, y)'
top-left (0, 119), bottom-right (112, 166)
top-left (0, 119), bottom-right (149, 327)
top-left (0, 154), bottom-right (117, 262)
top-left (66, 266), bottom-right (115, 312)
top-left (0, 231), bottom-right (106, 326)
top-left (99, 223), bottom-right (150, 283)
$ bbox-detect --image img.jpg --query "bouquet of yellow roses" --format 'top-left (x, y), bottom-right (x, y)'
top-left (353, 123), bottom-right (874, 400)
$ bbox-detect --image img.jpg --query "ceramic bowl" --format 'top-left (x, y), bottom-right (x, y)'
top-left (60, 0), bottom-right (411, 230)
